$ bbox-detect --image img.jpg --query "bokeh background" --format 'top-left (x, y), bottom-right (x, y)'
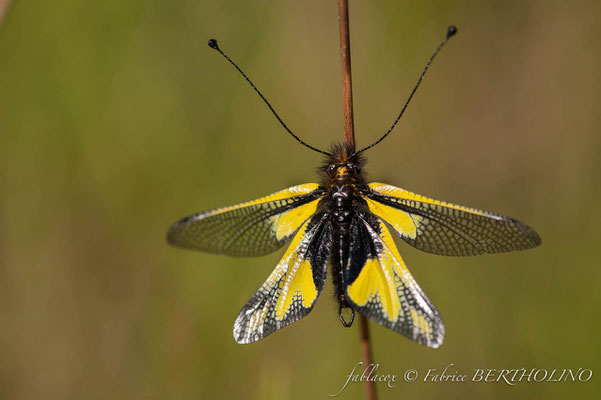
top-left (1, 0), bottom-right (600, 399)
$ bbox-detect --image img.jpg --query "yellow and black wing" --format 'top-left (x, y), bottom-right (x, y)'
top-left (364, 183), bottom-right (541, 256)
top-left (167, 184), bottom-right (325, 257)
top-left (345, 214), bottom-right (444, 347)
top-left (234, 214), bottom-right (332, 343)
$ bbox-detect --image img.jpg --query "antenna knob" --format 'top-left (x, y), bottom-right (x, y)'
top-left (446, 26), bottom-right (458, 39)
top-left (208, 39), bottom-right (219, 50)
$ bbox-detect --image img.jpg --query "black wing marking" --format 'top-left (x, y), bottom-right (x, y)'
top-left (365, 183), bottom-right (541, 256)
top-left (233, 214), bottom-right (332, 343)
top-left (167, 184), bottom-right (325, 257)
top-left (344, 214), bottom-right (444, 347)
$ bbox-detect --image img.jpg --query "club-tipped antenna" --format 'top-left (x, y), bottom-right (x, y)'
top-left (353, 26), bottom-right (458, 156)
top-left (207, 39), bottom-right (332, 156)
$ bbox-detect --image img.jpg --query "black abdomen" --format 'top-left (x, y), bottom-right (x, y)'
top-left (328, 183), bottom-right (355, 308)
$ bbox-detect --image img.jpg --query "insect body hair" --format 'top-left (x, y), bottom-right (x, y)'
top-left (319, 142), bottom-right (367, 189)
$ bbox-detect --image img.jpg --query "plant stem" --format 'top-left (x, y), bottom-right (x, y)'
top-left (337, 1), bottom-right (377, 399)
top-left (0, 0), bottom-right (13, 25)
top-left (338, 0), bottom-right (355, 147)
top-left (359, 315), bottom-right (376, 399)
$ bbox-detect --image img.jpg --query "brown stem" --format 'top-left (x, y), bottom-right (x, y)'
top-left (337, 1), bottom-right (377, 400)
top-left (338, 0), bottom-right (355, 148)
top-left (358, 315), bottom-right (377, 399)
top-left (0, 0), bottom-right (13, 26)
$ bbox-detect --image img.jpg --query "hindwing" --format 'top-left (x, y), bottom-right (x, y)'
top-left (233, 214), bottom-right (332, 343)
top-left (344, 214), bottom-right (444, 348)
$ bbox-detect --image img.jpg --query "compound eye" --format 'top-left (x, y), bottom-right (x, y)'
top-left (327, 164), bottom-right (336, 173)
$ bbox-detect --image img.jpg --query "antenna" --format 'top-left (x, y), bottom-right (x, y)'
top-left (208, 39), bottom-right (332, 156)
top-left (353, 26), bottom-right (458, 155)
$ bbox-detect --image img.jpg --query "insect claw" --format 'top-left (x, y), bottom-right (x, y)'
top-left (338, 305), bottom-right (355, 327)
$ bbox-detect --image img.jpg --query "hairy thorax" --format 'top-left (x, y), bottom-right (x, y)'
top-left (320, 143), bottom-right (368, 230)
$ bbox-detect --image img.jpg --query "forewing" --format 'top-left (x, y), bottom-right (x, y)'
top-left (167, 184), bottom-right (324, 257)
top-left (233, 214), bottom-right (332, 343)
top-left (345, 215), bottom-right (444, 348)
top-left (365, 183), bottom-right (541, 256)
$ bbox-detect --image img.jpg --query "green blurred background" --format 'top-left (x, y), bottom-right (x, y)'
top-left (1, 0), bottom-right (600, 399)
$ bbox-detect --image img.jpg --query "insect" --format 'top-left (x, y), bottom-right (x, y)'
top-left (167, 27), bottom-right (541, 347)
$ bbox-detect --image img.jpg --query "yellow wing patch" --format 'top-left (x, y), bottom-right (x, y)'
top-left (347, 258), bottom-right (400, 321)
top-left (275, 260), bottom-right (317, 319)
top-left (271, 199), bottom-right (320, 241)
top-left (365, 197), bottom-right (421, 239)
top-left (271, 220), bottom-right (320, 320)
